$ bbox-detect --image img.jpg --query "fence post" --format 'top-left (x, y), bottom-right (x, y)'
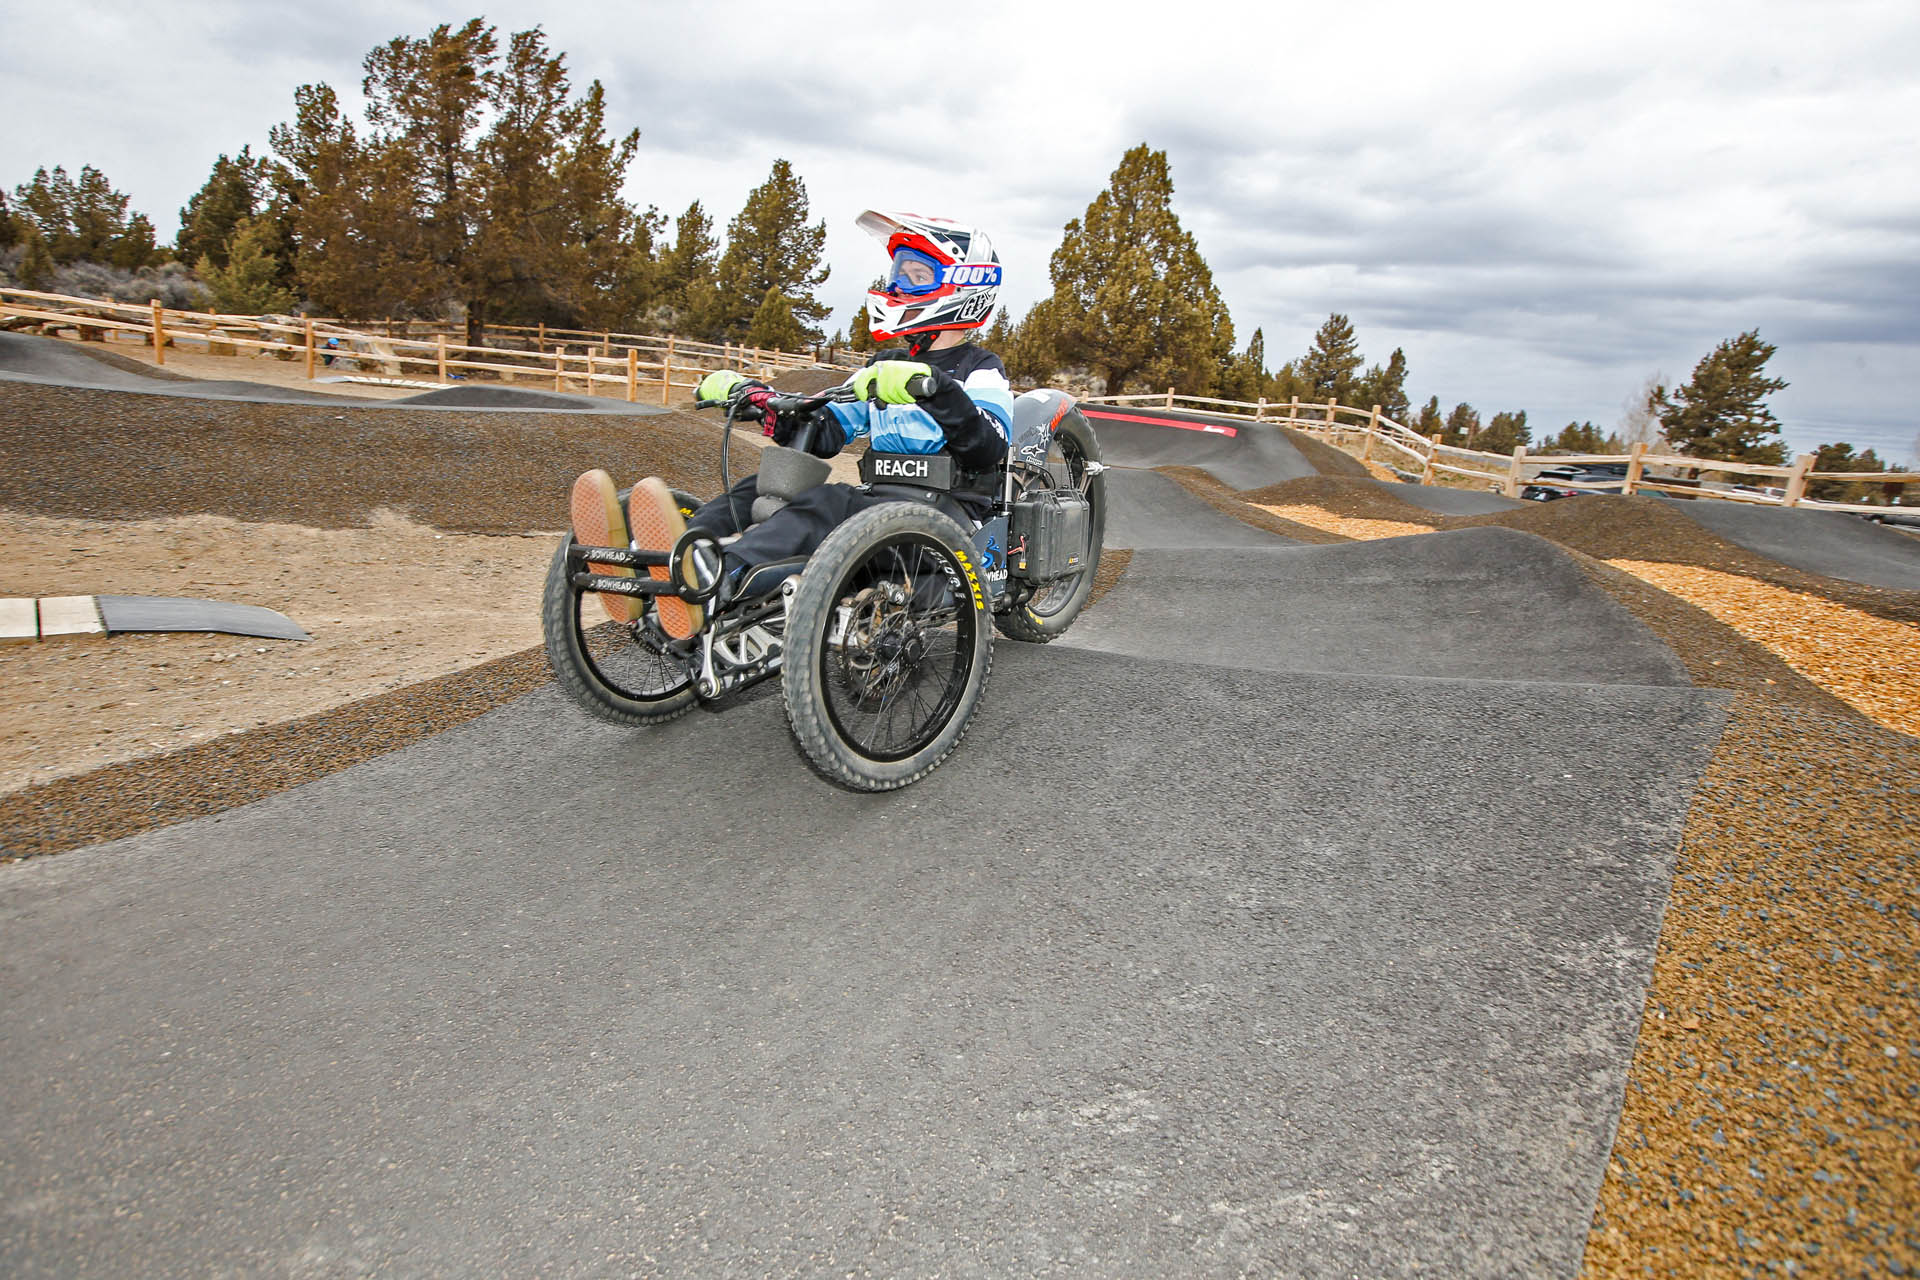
top-left (661, 337), bottom-right (675, 406)
top-left (602, 331), bottom-right (610, 358)
top-left (538, 321), bottom-right (546, 354)
top-left (554, 348), bottom-right (564, 392)
top-left (1289, 395), bottom-right (1300, 425)
top-left (1505, 445), bottom-right (1528, 499)
top-left (1364, 405), bottom-right (1381, 463)
top-left (1256, 397), bottom-right (1266, 422)
top-left (150, 298), bottom-right (166, 366)
top-left (1165, 385), bottom-right (1174, 409)
top-left (1624, 441), bottom-right (1647, 497)
top-left (436, 336), bottom-right (448, 383)
top-left (303, 317), bottom-right (315, 380)
top-left (1421, 433), bottom-right (1441, 486)
top-left (627, 348), bottom-right (639, 402)
top-left (1783, 452), bottom-right (1814, 507)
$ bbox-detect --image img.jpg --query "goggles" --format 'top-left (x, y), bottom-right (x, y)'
top-left (884, 246), bottom-right (948, 297)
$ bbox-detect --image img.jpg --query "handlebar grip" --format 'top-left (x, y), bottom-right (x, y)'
top-left (788, 417), bottom-right (818, 455)
top-left (905, 374), bottom-right (935, 399)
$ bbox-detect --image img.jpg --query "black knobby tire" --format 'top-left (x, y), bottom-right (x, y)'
top-left (782, 503), bottom-right (993, 791)
top-left (995, 410), bottom-right (1107, 644)
top-left (541, 536), bottom-right (698, 725)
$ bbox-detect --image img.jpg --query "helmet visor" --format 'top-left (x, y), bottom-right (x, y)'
top-left (884, 246), bottom-right (946, 297)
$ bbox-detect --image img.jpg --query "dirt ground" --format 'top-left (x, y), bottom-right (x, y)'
top-left (1, 509), bottom-right (557, 792)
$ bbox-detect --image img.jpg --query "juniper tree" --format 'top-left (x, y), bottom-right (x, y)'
top-left (199, 215), bottom-right (295, 314)
top-left (1807, 442), bottom-right (1887, 503)
top-left (1652, 330), bottom-right (1789, 464)
top-left (177, 149), bottom-right (272, 270)
top-left (10, 165), bottom-right (155, 267)
top-left (1029, 144), bottom-right (1231, 396)
top-left (746, 287), bottom-right (806, 352)
top-left (713, 160), bottom-right (830, 342)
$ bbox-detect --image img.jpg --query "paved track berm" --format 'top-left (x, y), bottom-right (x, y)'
top-left (2, 379), bottom-right (1744, 1276)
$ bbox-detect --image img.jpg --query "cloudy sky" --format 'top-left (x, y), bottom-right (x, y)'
top-left (4, 0), bottom-right (1916, 460)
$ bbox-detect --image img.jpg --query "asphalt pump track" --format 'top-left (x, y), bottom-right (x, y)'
top-left (0, 331), bottom-right (666, 414)
top-left (0, 398), bottom-right (1745, 1276)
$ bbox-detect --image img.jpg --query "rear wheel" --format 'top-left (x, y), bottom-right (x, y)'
top-left (542, 536), bottom-right (697, 725)
top-left (782, 504), bottom-right (992, 791)
top-left (995, 411), bottom-right (1106, 643)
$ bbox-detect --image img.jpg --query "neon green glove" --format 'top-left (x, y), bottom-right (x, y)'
top-left (850, 361), bottom-right (933, 405)
top-left (696, 369), bottom-right (746, 403)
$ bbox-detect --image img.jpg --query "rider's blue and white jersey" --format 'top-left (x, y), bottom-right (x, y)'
top-left (825, 344), bottom-right (1014, 460)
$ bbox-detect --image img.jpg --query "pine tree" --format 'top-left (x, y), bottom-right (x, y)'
top-left (1027, 144), bottom-right (1231, 395)
top-left (1540, 421), bottom-right (1611, 454)
top-left (1355, 347), bottom-right (1410, 422)
top-left (655, 201), bottom-right (717, 308)
top-left (1442, 402), bottom-right (1480, 448)
top-left (1653, 331), bottom-right (1789, 464)
top-left (200, 215), bottom-right (296, 315)
top-left (1217, 326), bottom-right (1268, 402)
top-left (1413, 396), bottom-right (1443, 438)
top-left (1477, 410), bottom-right (1530, 454)
top-left (849, 302), bottom-right (873, 352)
top-left (1298, 313), bottom-right (1364, 402)
top-left (984, 306), bottom-right (1014, 352)
top-left (713, 159), bottom-right (830, 342)
top-left (0, 191), bottom-right (16, 250)
top-left (273, 21), bottom-right (641, 340)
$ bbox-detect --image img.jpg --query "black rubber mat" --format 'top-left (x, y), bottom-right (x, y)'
top-left (95, 595), bottom-right (310, 641)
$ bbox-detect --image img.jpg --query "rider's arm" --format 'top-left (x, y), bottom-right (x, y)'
top-left (916, 365), bottom-right (1013, 472)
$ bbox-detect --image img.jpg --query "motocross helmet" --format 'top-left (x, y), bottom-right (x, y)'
top-left (858, 210), bottom-right (1000, 345)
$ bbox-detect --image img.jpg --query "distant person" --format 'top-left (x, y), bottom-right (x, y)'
top-left (568, 209), bottom-right (1014, 639)
top-left (320, 337), bottom-right (340, 368)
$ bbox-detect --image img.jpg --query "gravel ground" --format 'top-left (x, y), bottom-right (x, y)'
top-left (0, 381), bottom-right (762, 534)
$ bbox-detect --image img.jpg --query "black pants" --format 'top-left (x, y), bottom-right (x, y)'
top-left (688, 476), bottom-right (974, 568)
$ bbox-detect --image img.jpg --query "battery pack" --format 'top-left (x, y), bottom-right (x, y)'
top-left (1010, 489), bottom-right (1092, 583)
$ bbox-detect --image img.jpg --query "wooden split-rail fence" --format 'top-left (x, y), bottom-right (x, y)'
top-left (1078, 390), bottom-right (1918, 517)
top-left (0, 286), bottom-right (860, 405)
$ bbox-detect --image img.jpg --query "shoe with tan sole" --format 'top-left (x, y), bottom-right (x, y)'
top-left (570, 469), bottom-right (639, 624)
top-left (628, 476), bottom-right (705, 639)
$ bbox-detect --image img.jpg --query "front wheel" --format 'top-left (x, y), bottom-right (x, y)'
top-left (542, 536), bottom-right (698, 725)
top-left (782, 503), bottom-right (992, 791)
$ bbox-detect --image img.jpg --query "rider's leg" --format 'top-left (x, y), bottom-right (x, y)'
top-left (569, 469), bottom-right (640, 623)
top-left (686, 475), bottom-right (760, 540)
top-left (707, 483), bottom-right (890, 604)
top-left (625, 477), bottom-right (706, 639)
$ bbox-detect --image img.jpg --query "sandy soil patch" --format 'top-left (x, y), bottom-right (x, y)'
top-left (1253, 503), bottom-right (1433, 540)
top-left (1, 508), bottom-right (558, 793)
top-left (1608, 560), bottom-right (1920, 738)
top-left (87, 332), bottom-right (426, 398)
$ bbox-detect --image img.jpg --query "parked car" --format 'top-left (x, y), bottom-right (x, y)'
top-left (1521, 463), bottom-right (1628, 502)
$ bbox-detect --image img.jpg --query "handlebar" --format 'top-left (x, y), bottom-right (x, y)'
top-left (692, 374), bottom-right (935, 416)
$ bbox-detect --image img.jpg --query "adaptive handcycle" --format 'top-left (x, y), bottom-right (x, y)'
top-left (541, 377), bottom-right (1106, 791)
